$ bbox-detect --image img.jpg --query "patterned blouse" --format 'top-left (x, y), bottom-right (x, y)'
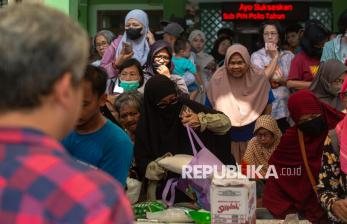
top-left (317, 135), bottom-right (347, 223)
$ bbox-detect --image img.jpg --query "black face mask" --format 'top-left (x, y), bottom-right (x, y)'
top-left (126, 27), bottom-right (142, 40)
top-left (297, 115), bottom-right (327, 137)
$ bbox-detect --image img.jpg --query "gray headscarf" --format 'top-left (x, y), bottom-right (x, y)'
top-left (116, 9), bottom-right (150, 66)
top-left (309, 59), bottom-right (347, 111)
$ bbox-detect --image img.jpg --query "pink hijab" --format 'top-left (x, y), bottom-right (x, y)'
top-left (207, 44), bottom-right (270, 127)
top-left (337, 78), bottom-right (347, 174)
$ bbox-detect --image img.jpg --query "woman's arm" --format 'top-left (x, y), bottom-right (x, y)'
top-left (286, 80), bottom-right (311, 90)
top-left (181, 111), bottom-right (231, 135)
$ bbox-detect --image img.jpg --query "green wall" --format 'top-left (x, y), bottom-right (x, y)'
top-left (332, 0), bottom-right (347, 32)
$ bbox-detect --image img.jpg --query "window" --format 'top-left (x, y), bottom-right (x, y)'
top-left (97, 10), bottom-right (163, 35)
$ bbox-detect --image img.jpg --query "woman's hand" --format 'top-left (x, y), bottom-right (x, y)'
top-left (147, 30), bottom-right (155, 45)
top-left (181, 111), bottom-right (200, 129)
top-left (266, 43), bottom-right (279, 59)
top-left (156, 65), bottom-right (171, 78)
top-left (113, 46), bottom-right (134, 68)
top-left (332, 199), bottom-right (347, 222)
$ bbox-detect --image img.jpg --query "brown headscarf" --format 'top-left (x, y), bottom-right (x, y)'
top-left (207, 44), bottom-right (271, 127)
top-left (309, 59), bottom-right (347, 111)
top-left (243, 115), bottom-right (282, 176)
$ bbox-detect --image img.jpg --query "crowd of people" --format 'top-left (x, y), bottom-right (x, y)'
top-left (1, 2), bottom-right (347, 223)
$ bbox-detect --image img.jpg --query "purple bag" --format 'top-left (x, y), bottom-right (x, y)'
top-left (162, 126), bottom-right (224, 210)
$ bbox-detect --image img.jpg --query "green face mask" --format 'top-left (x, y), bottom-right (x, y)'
top-left (119, 80), bottom-right (140, 92)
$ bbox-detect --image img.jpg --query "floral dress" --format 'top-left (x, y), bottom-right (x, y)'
top-left (317, 133), bottom-right (347, 223)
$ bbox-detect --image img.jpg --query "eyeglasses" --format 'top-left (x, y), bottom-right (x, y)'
top-left (154, 54), bottom-right (170, 61)
top-left (156, 97), bottom-right (178, 109)
top-left (263, 32), bottom-right (278, 37)
top-left (332, 78), bottom-right (345, 85)
top-left (255, 132), bottom-right (273, 139)
top-left (96, 41), bottom-right (108, 48)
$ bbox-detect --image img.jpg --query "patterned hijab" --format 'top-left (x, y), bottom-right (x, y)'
top-left (243, 115), bottom-right (282, 176)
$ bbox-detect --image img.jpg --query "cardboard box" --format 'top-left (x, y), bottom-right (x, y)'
top-left (210, 181), bottom-right (256, 224)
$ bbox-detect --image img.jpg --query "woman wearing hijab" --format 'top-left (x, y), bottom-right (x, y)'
top-left (134, 75), bottom-right (234, 200)
top-left (206, 44), bottom-right (273, 164)
top-left (188, 30), bottom-right (216, 102)
top-left (101, 9), bottom-right (155, 80)
top-left (309, 59), bottom-right (347, 111)
top-left (145, 40), bottom-right (189, 94)
top-left (263, 90), bottom-right (344, 223)
top-left (317, 78), bottom-right (347, 223)
top-left (243, 115), bottom-right (282, 177)
top-left (210, 36), bottom-right (232, 67)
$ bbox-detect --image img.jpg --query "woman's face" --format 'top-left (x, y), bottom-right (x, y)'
top-left (255, 128), bottom-right (275, 148)
top-left (218, 39), bottom-right (231, 55)
top-left (95, 35), bottom-right (109, 57)
top-left (263, 25), bottom-right (279, 45)
top-left (119, 103), bottom-right (141, 133)
top-left (125, 18), bottom-right (143, 30)
top-left (227, 53), bottom-right (248, 78)
top-left (191, 35), bottom-right (205, 53)
top-left (153, 48), bottom-right (171, 66)
top-left (119, 65), bottom-right (141, 82)
top-left (331, 73), bottom-right (347, 94)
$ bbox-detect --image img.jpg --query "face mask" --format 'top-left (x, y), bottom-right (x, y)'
top-left (126, 28), bottom-right (143, 40)
top-left (297, 115), bottom-right (327, 137)
top-left (119, 80), bottom-right (140, 92)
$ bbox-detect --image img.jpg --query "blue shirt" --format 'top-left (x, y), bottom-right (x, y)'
top-left (62, 119), bottom-right (133, 186)
top-left (172, 56), bottom-right (197, 77)
top-left (205, 90), bottom-right (275, 141)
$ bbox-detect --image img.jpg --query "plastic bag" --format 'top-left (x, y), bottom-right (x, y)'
top-left (186, 210), bottom-right (211, 224)
top-left (133, 201), bottom-right (166, 219)
top-left (126, 177), bottom-right (142, 204)
top-left (146, 207), bottom-right (193, 222)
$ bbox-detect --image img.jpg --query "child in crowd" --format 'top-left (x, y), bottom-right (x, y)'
top-left (285, 23), bottom-right (303, 54)
top-left (172, 38), bottom-right (203, 100)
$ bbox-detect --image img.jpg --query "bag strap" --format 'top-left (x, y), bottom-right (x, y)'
top-left (162, 178), bottom-right (178, 206)
top-left (186, 125), bottom-right (206, 156)
top-left (298, 130), bottom-right (318, 193)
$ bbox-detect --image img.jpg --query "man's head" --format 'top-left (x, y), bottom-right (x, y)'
top-left (0, 3), bottom-right (89, 139)
top-left (77, 66), bottom-right (107, 129)
top-left (285, 23), bottom-right (303, 49)
top-left (163, 23), bottom-right (184, 47)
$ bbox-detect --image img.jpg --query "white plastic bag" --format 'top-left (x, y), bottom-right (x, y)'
top-left (126, 177), bottom-right (142, 204)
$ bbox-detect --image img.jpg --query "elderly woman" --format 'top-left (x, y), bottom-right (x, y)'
top-left (242, 115), bottom-right (282, 177)
top-left (134, 75), bottom-right (234, 201)
top-left (91, 30), bottom-right (115, 67)
top-left (145, 40), bottom-right (189, 95)
top-left (251, 21), bottom-right (294, 133)
top-left (309, 59), bottom-right (347, 111)
top-left (111, 58), bottom-right (145, 94)
top-left (101, 9), bottom-right (155, 81)
top-left (206, 44), bottom-right (274, 163)
top-left (263, 90), bottom-right (344, 223)
top-left (114, 91), bottom-right (142, 142)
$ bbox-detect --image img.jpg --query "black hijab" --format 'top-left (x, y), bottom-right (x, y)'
top-left (134, 75), bottom-right (234, 179)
